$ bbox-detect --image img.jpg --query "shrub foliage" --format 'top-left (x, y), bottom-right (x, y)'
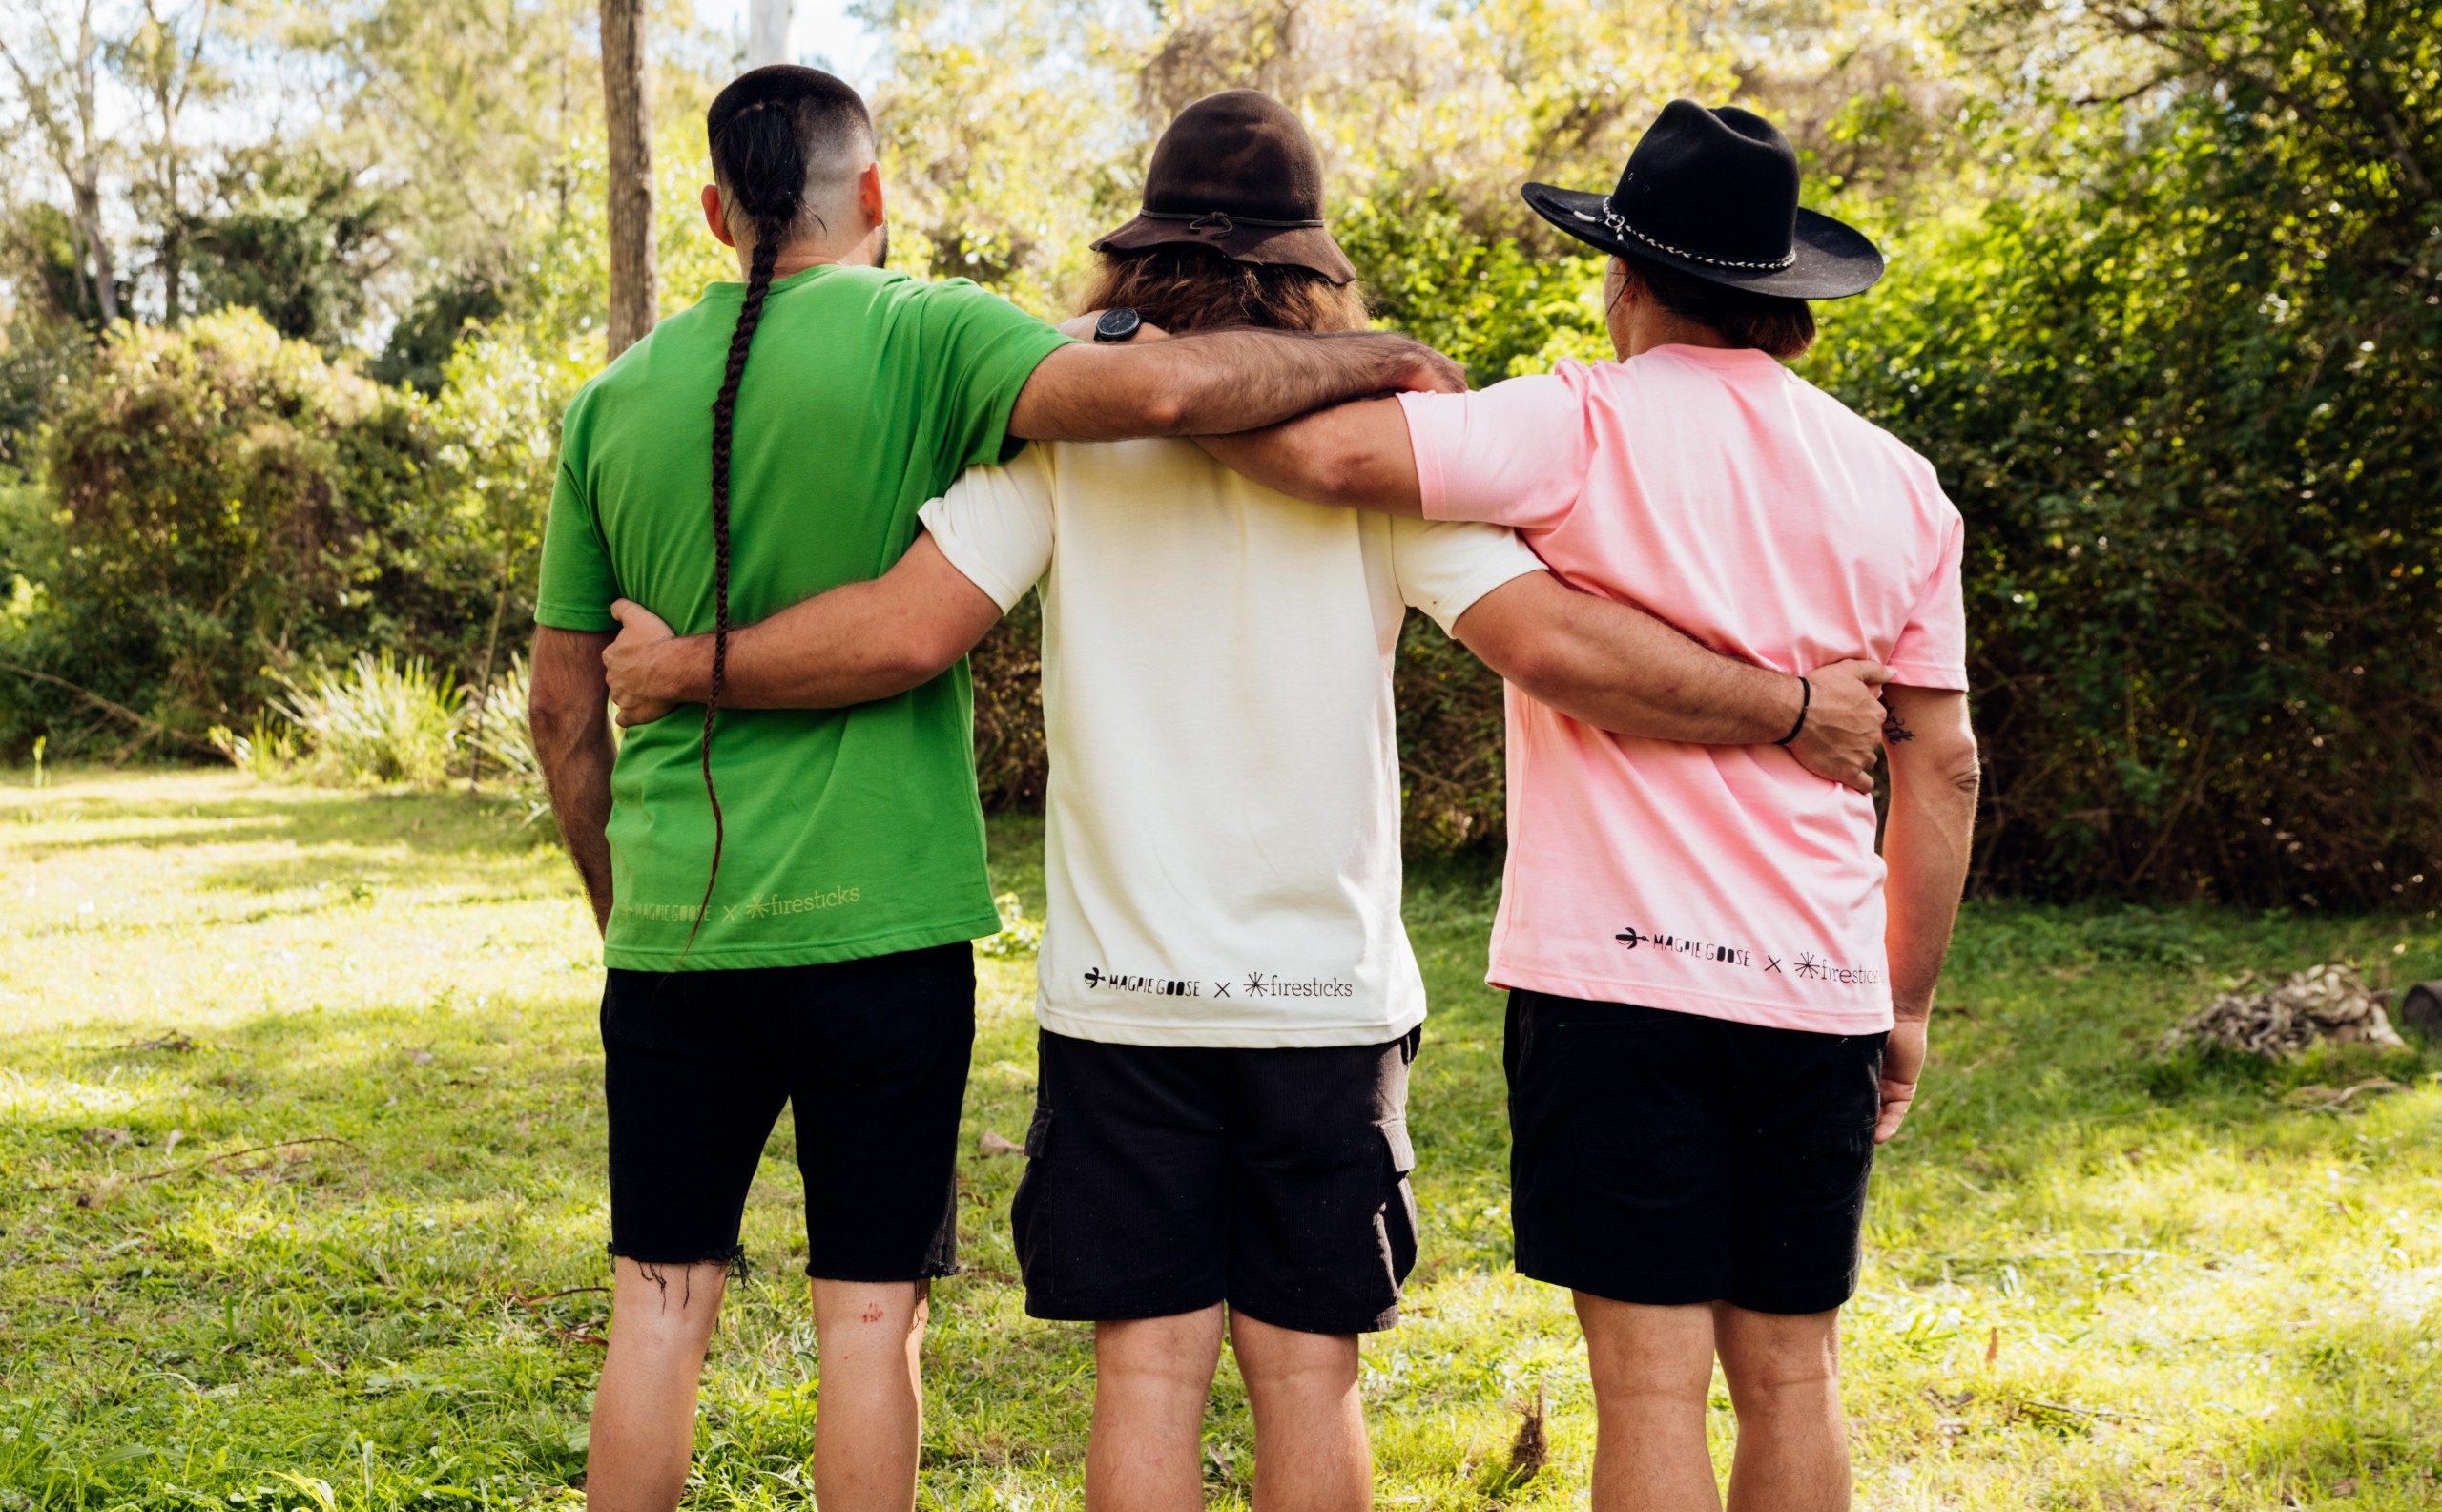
top-left (4, 310), bottom-right (557, 756)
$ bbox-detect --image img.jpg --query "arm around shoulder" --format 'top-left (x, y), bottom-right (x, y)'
top-left (1196, 397), bottom-right (1424, 514)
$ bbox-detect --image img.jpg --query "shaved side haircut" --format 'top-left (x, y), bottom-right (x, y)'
top-left (711, 66), bottom-right (876, 257)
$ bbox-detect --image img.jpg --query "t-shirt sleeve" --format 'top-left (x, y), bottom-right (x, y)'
top-left (1395, 365), bottom-right (1596, 530)
top-left (1886, 507), bottom-right (1970, 691)
top-left (533, 454), bottom-right (621, 632)
top-left (916, 445), bottom-right (1058, 613)
top-left (920, 280), bottom-right (1075, 471)
top-left (1387, 516), bottom-right (1547, 636)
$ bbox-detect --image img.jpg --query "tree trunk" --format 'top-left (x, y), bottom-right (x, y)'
top-left (599, 0), bottom-right (656, 359)
top-left (749, 0), bottom-right (793, 68)
top-left (73, 180), bottom-right (119, 324)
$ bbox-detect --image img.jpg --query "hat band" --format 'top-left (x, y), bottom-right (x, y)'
top-left (1575, 197), bottom-right (1797, 272)
top-left (1136, 209), bottom-right (1327, 234)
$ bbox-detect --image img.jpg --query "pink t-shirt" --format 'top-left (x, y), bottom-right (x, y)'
top-left (1400, 345), bottom-right (1968, 1034)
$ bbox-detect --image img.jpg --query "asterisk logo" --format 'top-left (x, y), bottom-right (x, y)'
top-left (1793, 952), bottom-right (1827, 981)
top-left (1243, 972), bottom-right (1270, 998)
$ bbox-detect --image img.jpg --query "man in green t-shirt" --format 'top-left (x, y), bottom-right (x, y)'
top-left (526, 66), bottom-right (1464, 1512)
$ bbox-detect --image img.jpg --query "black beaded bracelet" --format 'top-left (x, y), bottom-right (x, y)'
top-left (1773, 674), bottom-right (1811, 746)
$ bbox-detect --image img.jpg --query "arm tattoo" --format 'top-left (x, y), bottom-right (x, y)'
top-left (1884, 710), bottom-right (1916, 743)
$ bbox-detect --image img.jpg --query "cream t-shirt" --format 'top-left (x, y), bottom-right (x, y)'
top-left (920, 438), bottom-right (1542, 1048)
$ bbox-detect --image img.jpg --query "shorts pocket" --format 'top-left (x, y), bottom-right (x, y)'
top-left (1799, 1118), bottom-right (1878, 1204)
top-left (1010, 1105), bottom-right (1056, 1295)
top-left (1378, 1117), bottom-right (1416, 1176)
top-left (1378, 1118), bottom-right (1419, 1289)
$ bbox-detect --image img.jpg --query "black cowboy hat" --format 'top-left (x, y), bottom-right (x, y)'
top-left (1092, 90), bottom-right (1357, 285)
top-left (1522, 100), bottom-right (1883, 300)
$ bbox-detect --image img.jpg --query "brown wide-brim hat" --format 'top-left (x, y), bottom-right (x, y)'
top-left (1092, 90), bottom-right (1358, 286)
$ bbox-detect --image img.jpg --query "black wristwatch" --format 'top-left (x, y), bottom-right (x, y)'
top-left (1093, 307), bottom-right (1144, 343)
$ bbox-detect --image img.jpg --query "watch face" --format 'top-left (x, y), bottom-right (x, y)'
top-left (1095, 307), bottom-right (1143, 342)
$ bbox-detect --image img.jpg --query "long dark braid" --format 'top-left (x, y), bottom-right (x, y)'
top-left (689, 84), bottom-right (815, 946)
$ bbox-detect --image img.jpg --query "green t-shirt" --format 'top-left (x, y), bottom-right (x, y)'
top-left (535, 264), bottom-right (1070, 970)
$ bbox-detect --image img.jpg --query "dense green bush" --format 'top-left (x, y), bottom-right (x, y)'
top-left (0, 310), bottom-right (532, 756)
top-left (1811, 97), bottom-right (2440, 909)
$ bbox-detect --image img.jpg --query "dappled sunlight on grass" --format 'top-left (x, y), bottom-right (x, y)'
top-left (0, 773), bottom-right (2437, 1506)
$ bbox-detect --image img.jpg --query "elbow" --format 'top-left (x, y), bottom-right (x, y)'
top-left (1491, 637), bottom-right (1563, 702)
top-left (1477, 622), bottom-right (1570, 705)
top-left (1307, 451), bottom-right (1370, 508)
top-left (1284, 439), bottom-right (1376, 508)
top-left (1949, 754), bottom-right (1984, 799)
top-left (525, 694), bottom-right (576, 752)
top-left (888, 626), bottom-right (970, 693)
top-left (527, 683), bottom-right (602, 752)
top-left (1133, 371), bottom-right (1190, 435)
top-left (1923, 732), bottom-right (1982, 800)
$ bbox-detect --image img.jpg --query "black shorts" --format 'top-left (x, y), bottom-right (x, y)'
top-left (1505, 990), bottom-right (1885, 1315)
top-left (600, 942), bottom-right (975, 1280)
top-left (1011, 1027), bottom-right (1420, 1335)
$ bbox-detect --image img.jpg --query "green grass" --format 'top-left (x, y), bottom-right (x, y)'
top-left (2, 770), bottom-right (2439, 1509)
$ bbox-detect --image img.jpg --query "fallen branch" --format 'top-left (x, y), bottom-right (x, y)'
top-left (2282, 1077), bottom-right (2405, 1113)
top-left (33, 1135), bottom-right (356, 1192)
top-left (508, 1287), bottom-right (610, 1347)
top-left (2018, 1397), bottom-right (2143, 1422)
top-left (509, 1285), bottom-right (611, 1305)
top-left (0, 659), bottom-right (217, 753)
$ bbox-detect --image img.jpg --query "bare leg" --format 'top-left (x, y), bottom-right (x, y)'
top-left (587, 1258), bottom-right (730, 1512)
top-left (1231, 1309), bottom-right (1371, 1512)
top-left (1086, 1307), bottom-right (1227, 1512)
top-left (1714, 1304), bottom-right (1848, 1512)
top-left (809, 1278), bottom-right (933, 1512)
top-left (1574, 1293), bottom-right (1722, 1512)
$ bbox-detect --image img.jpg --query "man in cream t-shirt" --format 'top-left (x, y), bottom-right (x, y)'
top-left (931, 435), bottom-right (1523, 1051)
top-left (596, 89), bottom-right (1891, 1512)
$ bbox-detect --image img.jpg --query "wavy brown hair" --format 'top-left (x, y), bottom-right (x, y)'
top-left (1616, 251), bottom-right (1816, 360)
top-left (1077, 245), bottom-right (1369, 335)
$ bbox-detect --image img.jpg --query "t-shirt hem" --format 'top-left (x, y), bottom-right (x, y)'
top-left (983, 332), bottom-right (1076, 465)
top-left (1881, 660), bottom-right (1970, 692)
top-left (1418, 552), bottom-right (1542, 635)
top-left (921, 499), bottom-right (1038, 612)
top-left (535, 601), bottom-right (618, 632)
top-left (1397, 391), bottom-right (1453, 520)
top-left (1486, 960), bottom-right (1894, 1035)
top-left (604, 914), bottom-right (1001, 972)
top-left (1035, 1001), bottom-right (1428, 1049)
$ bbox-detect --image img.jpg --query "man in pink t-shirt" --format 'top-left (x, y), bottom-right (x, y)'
top-left (1206, 101), bottom-right (1981, 1512)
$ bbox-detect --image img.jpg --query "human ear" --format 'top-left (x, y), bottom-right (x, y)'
top-left (858, 162), bottom-right (886, 230)
top-left (701, 184), bottom-right (735, 248)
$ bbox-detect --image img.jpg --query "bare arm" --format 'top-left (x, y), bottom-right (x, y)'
top-left (1873, 683), bottom-right (1980, 1143)
top-left (1194, 398), bottom-right (1421, 514)
top-left (528, 626), bottom-right (618, 935)
top-left (602, 532), bottom-right (1006, 721)
top-left (1009, 332), bottom-right (1461, 444)
top-left (1450, 570), bottom-right (1894, 791)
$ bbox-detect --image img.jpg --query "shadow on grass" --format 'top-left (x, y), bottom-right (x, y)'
top-left (10, 787), bottom-right (548, 863)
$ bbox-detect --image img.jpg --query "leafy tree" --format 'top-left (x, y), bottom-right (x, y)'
top-left (187, 147), bottom-right (390, 349)
top-left (372, 274), bottom-right (507, 394)
top-left (1809, 0), bottom-right (2442, 906)
top-left (0, 0), bottom-right (124, 322)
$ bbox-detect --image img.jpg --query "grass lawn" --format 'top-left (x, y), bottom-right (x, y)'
top-left (2, 770), bottom-right (2439, 1510)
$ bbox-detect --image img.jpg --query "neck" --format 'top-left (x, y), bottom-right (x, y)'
top-left (1612, 309), bottom-right (1735, 360)
top-left (743, 235), bottom-right (879, 282)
